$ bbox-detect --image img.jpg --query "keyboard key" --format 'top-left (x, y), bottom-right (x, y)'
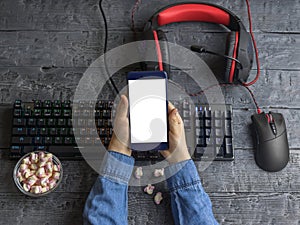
top-left (58, 118), bottom-right (66, 126)
top-left (14, 109), bottom-right (22, 117)
top-left (62, 100), bottom-right (71, 108)
top-left (64, 137), bottom-right (74, 145)
top-left (47, 118), bottom-right (56, 126)
top-left (45, 137), bottom-right (53, 145)
top-left (194, 146), bottom-right (205, 157)
top-left (225, 138), bottom-right (233, 157)
top-left (197, 137), bottom-right (206, 147)
top-left (28, 118), bottom-right (36, 126)
top-left (60, 128), bottom-right (68, 136)
top-left (225, 110), bottom-right (232, 119)
top-left (63, 109), bottom-right (71, 117)
top-left (225, 119), bottom-right (232, 136)
top-left (33, 109), bottom-right (42, 117)
top-left (44, 109), bottom-right (52, 117)
top-left (43, 100), bottom-right (52, 108)
top-left (34, 137), bottom-right (43, 145)
top-left (53, 109), bottom-right (61, 117)
top-left (11, 145), bottom-right (22, 154)
top-left (29, 127), bottom-right (37, 135)
top-left (24, 108), bottom-right (32, 117)
top-left (13, 127), bottom-right (27, 136)
top-left (40, 127), bottom-right (48, 136)
top-left (54, 137), bottom-right (62, 145)
top-left (33, 100), bottom-right (42, 108)
top-left (23, 146), bottom-right (35, 153)
top-left (13, 118), bottom-right (26, 126)
top-left (50, 128), bottom-right (58, 135)
top-left (54, 100), bottom-right (61, 108)
top-left (37, 118), bottom-right (46, 126)
top-left (14, 100), bottom-right (22, 108)
top-left (12, 136), bottom-right (32, 145)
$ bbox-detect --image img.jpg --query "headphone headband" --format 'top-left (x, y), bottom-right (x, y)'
top-left (147, 2), bottom-right (240, 31)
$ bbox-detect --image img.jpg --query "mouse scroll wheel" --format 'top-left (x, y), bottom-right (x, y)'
top-left (266, 113), bottom-right (277, 135)
top-left (266, 114), bottom-right (274, 123)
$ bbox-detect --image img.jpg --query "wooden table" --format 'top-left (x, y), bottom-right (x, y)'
top-left (0, 0), bottom-right (299, 224)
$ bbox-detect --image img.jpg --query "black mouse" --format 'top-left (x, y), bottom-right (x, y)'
top-left (251, 112), bottom-right (289, 172)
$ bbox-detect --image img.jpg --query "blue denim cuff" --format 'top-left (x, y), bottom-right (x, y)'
top-left (99, 151), bottom-right (135, 184)
top-left (165, 159), bottom-right (201, 192)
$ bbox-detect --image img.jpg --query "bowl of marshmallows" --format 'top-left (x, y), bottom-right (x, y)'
top-left (13, 151), bottom-right (63, 197)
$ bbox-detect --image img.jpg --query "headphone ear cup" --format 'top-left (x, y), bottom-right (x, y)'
top-left (224, 32), bottom-right (237, 83)
top-left (156, 30), bottom-right (170, 77)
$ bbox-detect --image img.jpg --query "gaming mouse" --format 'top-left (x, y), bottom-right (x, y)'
top-left (251, 112), bottom-right (289, 172)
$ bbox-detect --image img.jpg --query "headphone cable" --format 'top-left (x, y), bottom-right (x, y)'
top-left (99, 0), bottom-right (119, 96)
top-left (188, 82), bottom-right (261, 113)
top-left (242, 0), bottom-right (261, 87)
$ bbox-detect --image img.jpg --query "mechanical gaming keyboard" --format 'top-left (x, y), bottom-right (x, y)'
top-left (10, 100), bottom-right (234, 161)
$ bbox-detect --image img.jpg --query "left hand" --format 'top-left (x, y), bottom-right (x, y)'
top-left (108, 95), bottom-right (131, 156)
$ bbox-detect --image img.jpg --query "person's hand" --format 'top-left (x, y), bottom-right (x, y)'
top-left (160, 102), bottom-right (191, 164)
top-left (108, 95), bottom-right (131, 156)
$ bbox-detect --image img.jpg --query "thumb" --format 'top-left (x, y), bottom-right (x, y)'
top-left (168, 108), bottom-right (183, 135)
top-left (116, 95), bottom-right (128, 119)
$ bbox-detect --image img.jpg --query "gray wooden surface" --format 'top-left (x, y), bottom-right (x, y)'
top-left (0, 0), bottom-right (299, 224)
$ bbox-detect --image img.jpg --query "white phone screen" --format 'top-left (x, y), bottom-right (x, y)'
top-left (128, 78), bottom-right (167, 144)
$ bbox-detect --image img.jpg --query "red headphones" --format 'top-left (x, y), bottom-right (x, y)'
top-left (140, 2), bottom-right (255, 84)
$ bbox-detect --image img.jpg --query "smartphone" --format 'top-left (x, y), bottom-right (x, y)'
top-left (127, 71), bottom-right (169, 151)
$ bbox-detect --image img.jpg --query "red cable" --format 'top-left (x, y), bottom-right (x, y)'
top-left (242, 0), bottom-right (261, 87)
top-left (152, 30), bottom-right (164, 71)
top-left (131, 0), bottom-right (142, 33)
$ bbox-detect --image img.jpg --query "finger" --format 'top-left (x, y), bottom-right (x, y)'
top-left (168, 101), bottom-right (175, 114)
top-left (168, 108), bottom-right (183, 135)
top-left (116, 95), bottom-right (128, 119)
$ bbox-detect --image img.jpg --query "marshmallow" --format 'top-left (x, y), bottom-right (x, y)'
top-left (30, 153), bottom-right (38, 163)
top-left (41, 186), bottom-right (49, 193)
top-left (45, 162), bottom-right (53, 173)
top-left (154, 168), bottom-right (164, 177)
top-left (30, 164), bottom-right (38, 170)
top-left (48, 179), bottom-right (57, 189)
top-left (19, 163), bottom-right (28, 172)
top-left (38, 160), bottom-right (47, 167)
top-left (27, 175), bottom-right (38, 186)
top-left (38, 151), bottom-right (45, 159)
top-left (23, 183), bottom-right (31, 192)
top-left (40, 177), bottom-right (49, 187)
top-left (144, 184), bottom-right (155, 195)
top-left (22, 157), bottom-right (30, 165)
top-left (36, 167), bottom-right (46, 178)
top-left (53, 164), bottom-right (60, 172)
top-left (52, 172), bottom-right (60, 180)
top-left (24, 169), bottom-right (33, 179)
top-left (31, 186), bottom-right (42, 194)
top-left (134, 167), bottom-right (143, 179)
top-left (154, 192), bottom-right (163, 205)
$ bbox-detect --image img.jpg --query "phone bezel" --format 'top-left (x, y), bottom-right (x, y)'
top-left (127, 71), bottom-right (169, 151)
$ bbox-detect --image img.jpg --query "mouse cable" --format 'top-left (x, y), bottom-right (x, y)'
top-left (99, 0), bottom-right (119, 96)
top-left (242, 0), bottom-right (261, 87)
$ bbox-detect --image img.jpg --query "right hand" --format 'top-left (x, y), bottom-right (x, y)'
top-left (160, 102), bottom-right (191, 164)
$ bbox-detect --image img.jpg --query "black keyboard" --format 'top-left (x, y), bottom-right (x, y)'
top-left (10, 100), bottom-right (234, 161)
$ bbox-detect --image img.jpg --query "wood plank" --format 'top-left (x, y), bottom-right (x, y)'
top-left (210, 192), bottom-right (300, 225)
top-left (0, 0), bottom-right (299, 33)
top-left (1, 67), bottom-right (299, 107)
top-left (0, 193), bottom-right (87, 225)
top-left (1, 151), bottom-right (299, 194)
top-left (0, 192), bottom-right (298, 225)
top-left (0, 31), bottom-right (299, 70)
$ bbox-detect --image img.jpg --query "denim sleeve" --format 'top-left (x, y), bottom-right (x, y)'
top-left (83, 151), bottom-right (135, 225)
top-left (165, 160), bottom-right (219, 225)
